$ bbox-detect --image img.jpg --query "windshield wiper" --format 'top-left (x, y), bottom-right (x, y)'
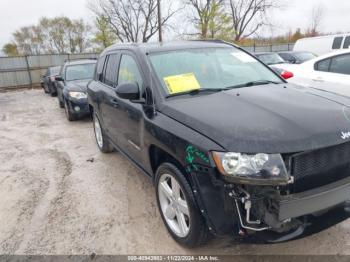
top-left (166, 88), bottom-right (229, 98)
top-left (228, 80), bottom-right (282, 89)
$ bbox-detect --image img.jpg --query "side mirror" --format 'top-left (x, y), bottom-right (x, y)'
top-left (55, 76), bottom-right (64, 81)
top-left (116, 82), bottom-right (140, 100)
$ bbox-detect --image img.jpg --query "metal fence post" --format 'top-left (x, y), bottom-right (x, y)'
top-left (24, 55), bottom-right (32, 89)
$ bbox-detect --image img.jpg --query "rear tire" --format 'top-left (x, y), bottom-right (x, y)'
top-left (93, 112), bottom-right (114, 153)
top-left (155, 163), bottom-right (210, 248)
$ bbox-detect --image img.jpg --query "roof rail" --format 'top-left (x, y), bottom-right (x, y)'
top-left (189, 39), bottom-right (239, 47)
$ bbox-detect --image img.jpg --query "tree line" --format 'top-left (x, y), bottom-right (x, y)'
top-left (2, 0), bottom-right (326, 56)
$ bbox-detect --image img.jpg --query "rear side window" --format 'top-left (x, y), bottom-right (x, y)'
top-left (96, 56), bottom-right (106, 81)
top-left (343, 36), bottom-right (350, 49)
top-left (315, 58), bottom-right (331, 72)
top-left (118, 54), bottom-right (143, 87)
top-left (329, 54), bottom-right (350, 75)
top-left (332, 37), bottom-right (344, 49)
top-left (104, 54), bottom-right (120, 87)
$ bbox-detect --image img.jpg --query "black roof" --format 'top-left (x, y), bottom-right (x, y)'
top-left (102, 40), bottom-right (237, 55)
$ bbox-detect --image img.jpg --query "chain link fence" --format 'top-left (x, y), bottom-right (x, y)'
top-left (241, 43), bottom-right (295, 53)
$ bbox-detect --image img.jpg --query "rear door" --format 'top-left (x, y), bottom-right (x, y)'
top-left (98, 53), bottom-right (121, 143)
top-left (312, 54), bottom-right (350, 85)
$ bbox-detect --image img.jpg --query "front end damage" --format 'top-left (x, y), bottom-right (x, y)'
top-left (189, 148), bottom-right (350, 243)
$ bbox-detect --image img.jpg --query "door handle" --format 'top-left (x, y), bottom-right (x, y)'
top-left (110, 99), bottom-right (119, 108)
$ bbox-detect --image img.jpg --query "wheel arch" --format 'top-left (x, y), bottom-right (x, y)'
top-left (149, 144), bottom-right (191, 185)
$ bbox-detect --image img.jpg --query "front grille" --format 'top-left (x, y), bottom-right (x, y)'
top-left (290, 142), bottom-right (350, 192)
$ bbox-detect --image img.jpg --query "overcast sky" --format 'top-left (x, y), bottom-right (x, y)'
top-left (0, 0), bottom-right (349, 49)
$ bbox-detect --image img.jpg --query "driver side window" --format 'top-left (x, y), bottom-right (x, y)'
top-left (118, 54), bottom-right (143, 88)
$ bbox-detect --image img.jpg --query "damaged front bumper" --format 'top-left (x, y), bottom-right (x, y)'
top-left (190, 168), bottom-right (350, 243)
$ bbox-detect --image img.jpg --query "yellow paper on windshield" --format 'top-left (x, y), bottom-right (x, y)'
top-left (163, 73), bottom-right (200, 94)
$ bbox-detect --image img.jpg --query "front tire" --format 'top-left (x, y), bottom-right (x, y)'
top-left (58, 97), bottom-right (64, 108)
top-left (155, 163), bottom-right (210, 248)
top-left (44, 84), bottom-right (50, 94)
top-left (64, 100), bottom-right (76, 121)
top-left (93, 112), bottom-right (114, 153)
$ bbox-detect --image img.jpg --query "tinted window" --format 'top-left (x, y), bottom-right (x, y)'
top-left (278, 53), bottom-right (293, 62)
top-left (96, 56), bottom-right (106, 81)
top-left (118, 55), bottom-right (143, 87)
top-left (332, 37), bottom-right (344, 49)
top-left (65, 63), bottom-right (96, 81)
top-left (329, 54), bottom-right (350, 75)
top-left (104, 54), bottom-right (120, 87)
top-left (315, 58), bottom-right (331, 72)
top-left (344, 36), bottom-right (350, 49)
top-left (294, 52), bottom-right (316, 63)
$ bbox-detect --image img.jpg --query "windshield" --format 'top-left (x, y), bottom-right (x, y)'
top-left (256, 53), bottom-right (285, 65)
top-left (65, 63), bottom-right (96, 81)
top-left (50, 66), bottom-right (61, 76)
top-left (149, 47), bottom-right (282, 96)
top-left (295, 52), bottom-right (316, 63)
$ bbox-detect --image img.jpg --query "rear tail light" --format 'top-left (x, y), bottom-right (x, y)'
top-left (280, 70), bottom-right (294, 80)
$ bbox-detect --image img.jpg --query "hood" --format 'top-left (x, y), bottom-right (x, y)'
top-left (66, 80), bottom-right (90, 93)
top-left (160, 84), bottom-right (350, 153)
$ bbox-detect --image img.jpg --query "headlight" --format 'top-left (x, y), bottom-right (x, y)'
top-left (212, 152), bottom-right (289, 185)
top-left (69, 92), bottom-right (87, 99)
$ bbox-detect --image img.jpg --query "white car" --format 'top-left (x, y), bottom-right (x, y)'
top-left (276, 50), bottom-right (350, 87)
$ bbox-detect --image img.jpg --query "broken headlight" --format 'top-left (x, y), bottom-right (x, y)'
top-left (212, 152), bottom-right (289, 185)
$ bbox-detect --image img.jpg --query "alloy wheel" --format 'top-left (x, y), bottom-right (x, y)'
top-left (158, 173), bottom-right (191, 238)
top-left (94, 115), bottom-right (103, 149)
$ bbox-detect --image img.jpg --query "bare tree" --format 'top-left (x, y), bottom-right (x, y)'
top-left (228, 0), bottom-right (281, 41)
top-left (186, 0), bottom-right (232, 39)
top-left (88, 0), bottom-right (179, 43)
top-left (308, 4), bottom-right (325, 36)
top-left (4, 16), bottom-right (93, 55)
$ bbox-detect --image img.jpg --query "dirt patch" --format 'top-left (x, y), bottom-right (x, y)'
top-left (0, 89), bottom-right (350, 255)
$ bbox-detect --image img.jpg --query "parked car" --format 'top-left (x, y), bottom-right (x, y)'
top-left (55, 59), bottom-right (96, 121)
top-left (283, 50), bottom-right (350, 87)
top-left (277, 51), bottom-right (316, 64)
top-left (88, 41), bottom-right (350, 248)
top-left (42, 66), bottom-right (61, 96)
top-left (294, 34), bottom-right (350, 55)
top-left (270, 66), bottom-right (294, 80)
top-left (254, 53), bottom-right (294, 79)
top-left (254, 52), bottom-right (286, 66)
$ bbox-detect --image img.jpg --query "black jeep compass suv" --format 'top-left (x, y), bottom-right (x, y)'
top-left (87, 41), bottom-right (350, 247)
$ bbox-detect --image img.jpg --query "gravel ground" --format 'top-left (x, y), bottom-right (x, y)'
top-left (0, 89), bottom-right (350, 255)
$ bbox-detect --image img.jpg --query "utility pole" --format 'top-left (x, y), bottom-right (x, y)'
top-left (157, 0), bottom-right (162, 42)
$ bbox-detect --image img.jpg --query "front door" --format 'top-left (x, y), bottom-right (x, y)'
top-left (109, 53), bottom-right (145, 164)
